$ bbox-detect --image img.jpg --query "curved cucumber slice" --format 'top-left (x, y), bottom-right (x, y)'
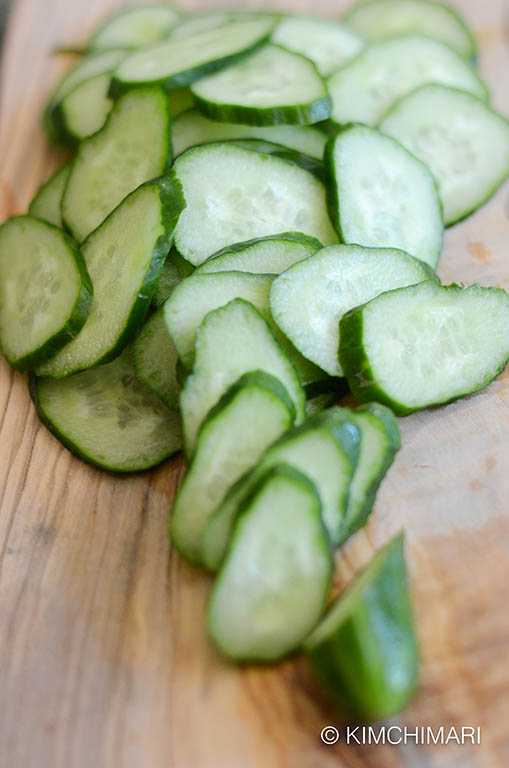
top-left (171, 371), bottom-right (296, 563)
top-left (343, 0), bottom-right (475, 60)
top-left (196, 233), bottom-right (322, 275)
top-left (62, 87), bottom-right (171, 243)
top-left (379, 84), bottom-right (509, 226)
top-left (31, 348), bottom-right (182, 472)
top-left (37, 175), bottom-right (185, 378)
top-left (172, 109), bottom-right (327, 159)
top-left (304, 533), bottom-right (418, 719)
top-left (180, 299), bottom-right (305, 455)
top-left (272, 16), bottom-right (365, 76)
top-left (133, 307), bottom-right (180, 410)
top-left (327, 125), bottom-right (443, 268)
top-left (173, 143), bottom-right (336, 266)
top-left (152, 248), bottom-right (194, 309)
top-left (0, 216), bottom-right (92, 371)
top-left (339, 281), bottom-right (509, 415)
top-left (111, 17), bottom-right (276, 94)
top-left (57, 72), bottom-right (113, 144)
top-left (207, 464), bottom-right (332, 661)
top-left (270, 244), bottom-right (433, 376)
top-left (29, 164), bottom-right (70, 228)
top-left (327, 35), bottom-right (487, 127)
top-left (90, 5), bottom-right (182, 50)
top-left (191, 44), bottom-right (331, 126)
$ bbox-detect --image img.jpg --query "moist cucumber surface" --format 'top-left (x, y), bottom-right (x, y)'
top-left (133, 307), bottom-right (181, 410)
top-left (58, 72), bottom-right (113, 144)
top-left (29, 164), bottom-right (71, 227)
top-left (196, 233), bottom-right (322, 275)
top-left (90, 4), bottom-right (182, 50)
top-left (152, 249), bottom-right (194, 309)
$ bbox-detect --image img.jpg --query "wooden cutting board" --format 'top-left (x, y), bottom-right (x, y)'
top-left (1, 1), bottom-right (508, 766)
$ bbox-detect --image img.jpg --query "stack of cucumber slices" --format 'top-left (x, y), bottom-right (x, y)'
top-left (1, 0), bottom-right (508, 719)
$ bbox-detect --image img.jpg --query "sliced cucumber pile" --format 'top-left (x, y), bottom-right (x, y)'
top-left (28, 164), bottom-right (70, 227)
top-left (56, 72), bottom-right (114, 145)
top-left (89, 5), bottom-right (182, 51)
top-left (196, 233), bottom-right (322, 275)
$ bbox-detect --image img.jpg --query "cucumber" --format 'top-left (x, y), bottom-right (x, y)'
top-left (339, 281), bottom-right (509, 415)
top-left (224, 140), bottom-right (325, 181)
top-left (168, 87), bottom-right (194, 119)
top-left (31, 348), bottom-right (182, 472)
top-left (270, 244), bottom-right (433, 376)
top-left (62, 87), bottom-right (172, 243)
top-left (326, 125), bottom-right (443, 268)
top-left (0, 216), bottom-right (92, 372)
top-left (172, 109), bottom-right (327, 158)
top-left (201, 408), bottom-right (361, 569)
top-left (173, 143), bottom-right (337, 266)
top-left (56, 72), bottom-right (113, 145)
top-left (191, 44), bottom-right (331, 126)
top-left (379, 84), bottom-right (509, 225)
top-left (132, 307), bottom-right (180, 410)
top-left (171, 371), bottom-right (296, 563)
top-left (111, 17), bottom-right (276, 95)
top-left (327, 35), bottom-right (487, 127)
top-left (180, 298), bottom-right (305, 455)
top-left (28, 164), bottom-right (70, 227)
top-left (170, 11), bottom-right (276, 41)
top-left (207, 464), bottom-right (332, 661)
top-left (89, 5), bottom-right (182, 50)
top-left (196, 233), bottom-right (322, 275)
top-left (343, 0), bottom-right (475, 60)
top-left (304, 533), bottom-right (418, 719)
top-left (36, 174), bottom-right (185, 378)
top-left (272, 16), bottom-right (365, 76)
top-left (152, 248), bottom-right (194, 309)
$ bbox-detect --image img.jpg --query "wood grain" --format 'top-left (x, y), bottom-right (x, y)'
top-left (1, 1), bottom-right (509, 767)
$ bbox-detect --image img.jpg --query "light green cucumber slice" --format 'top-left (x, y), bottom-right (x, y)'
top-left (339, 281), bottom-right (509, 415)
top-left (207, 464), bottom-right (332, 661)
top-left (90, 5), bottom-right (182, 50)
top-left (132, 307), bottom-right (180, 410)
top-left (327, 125), bottom-right (443, 268)
top-left (152, 248), bottom-right (194, 309)
top-left (29, 164), bottom-right (71, 228)
top-left (170, 11), bottom-right (276, 41)
top-left (57, 72), bottom-right (113, 143)
top-left (196, 232), bottom-right (322, 275)
top-left (171, 370), bottom-right (296, 563)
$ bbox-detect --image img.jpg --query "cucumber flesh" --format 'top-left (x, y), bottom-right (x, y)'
top-left (339, 281), bottom-right (509, 415)
top-left (133, 307), bottom-right (180, 410)
top-left (31, 348), bottom-right (182, 472)
top-left (224, 140), bottom-right (325, 180)
top-left (379, 84), bottom-right (509, 225)
top-left (0, 216), bottom-right (92, 371)
top-left (29, 164), bottom-right (70, 228)
top-left (173, 142), bottom-right (337, 266)
top-left (304, 533), bottom-right (418, 719)
top-left (46, 49), bottom-right (127, 112)
top-left (152, 248), bottom-right (194, 309)
top-left (171, 371), bottom-right (296, 563)
top-left (207, 464), bottom-right (332, 661)
top-left (270, 244), bottom-right (433, 376)
top-left (327, 125), bottom-right (443, 268)
top-left (90, 5), bottom-right (182, 50)
top-left (180, 298), bottom-right (305, 455)
top-left (62, 87), bottom-right (171, 243)
top-left (59, 72), bottom-right (113, 143)
top-left (196, 233), bottom-right (322, 275)
top-left (327, 35), bottom-right (487, 127)
top-left (191, 44), bottom-right (331, 126)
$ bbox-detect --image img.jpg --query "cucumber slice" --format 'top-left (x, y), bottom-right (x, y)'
top-left (327, 125), bottom-right (443, 268)
top-left (31, 348), bottom-right (182, 472)
top-left (270, 244), bottom-right (433, 376)
top-left (304, 533), bottom-right (418, 719)
top-left (57, 72), bottom-right (113, 144)
top-left (191, 44), bottom-right (331, 126)
top-left (344, 0), bottom-right (475, 60)
top-left (0, 216), bottom-right (92, 371)
top-left (29, 164), bottom-right (70, 228)
top-left (168, 87), bottom-right (194, 119)
top-left (201, 408), bottom-right (361, 569)
top-left (37, 175), bottom-right (185, 378)
top-left (152, 248), bottom-right (194, 309)
top-left (339, 281), bottom-right (509, 415)
top-left (173, 143), bottom-right (337, 266)
top-left (170, 11), bottom-right (277, 41)
top-left (62, 87), bottom-right (171, 243)
top-left (224, 140), bottom-right (325, 181)
top-left (172, 109), bottom-right (327, 158)
top-left (90, 5), bottom-right (182, 50)
top-left (196, 233), bottom-right (322, 275)
top-left (132, 307), bottom-right (180, 410)
top-left (379, 84), bottom-right (509, 225)
top-left (171, 371), bottom-right (296, 563)
top-left (207, 464), bottom-right (332, 661)
top-left (272, 16), bottom-right (365, 76)
top-left (180, 299), bottom-right (305, 455)
top-left (111, 17), bottom-right (276, 95)
top-left (327, 35), bottom-right (487, 127)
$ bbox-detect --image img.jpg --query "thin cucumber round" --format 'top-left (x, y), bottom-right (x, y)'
top-left (56, 72), bottom-right (113, 145)
top-left (270, 244), bottom-right (433, 376)
top-left (152, 248), bottom-right (194, 309)
top-left (339, 281), bottom-right (509, 415)
top-left (31, 348), bottom-right (182, 472)
top-left (207, 464), bottom-right (333, 662)
top-left (379, 84), bottom-right (509, 226)
top-left (304, 533), bottom-right (419, 719)
top-left (89, 5), bottom-right (182, 50)
top-left (132, 307), bottom-right (180, 410)
top-left (326, 125), bottom-right (443, 268)
top-left (191, 44), bottom-right (331, 126)
top-left (196, 233), bottom-right (322, 275)
top-left (171, 370), bottom-right (296, 563)
top-left (28, 164), bottom-right (70, 228)
top-left (0, 216), bottom-right (92, 372)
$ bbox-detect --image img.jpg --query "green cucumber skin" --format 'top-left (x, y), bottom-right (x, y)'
top-left (45, 100), bottom-right (83, 149)
top-left (202, 231), bottom-right (323, 267)
top-left (0, 216), bottom-right (93, 372)
top-left (224, 140), bottom-right (326, 181)
top-left (28, 164), bottom-right (71, 227)
top-left (192, 91), bottom-right (332, 128)
top-left (132, 307), bottom-right (180, 410)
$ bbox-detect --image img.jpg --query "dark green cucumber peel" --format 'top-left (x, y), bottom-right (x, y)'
top-left (224, 139), bottom-right (326, 181)
top-left (152, 248), bottom-right (194, 309)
